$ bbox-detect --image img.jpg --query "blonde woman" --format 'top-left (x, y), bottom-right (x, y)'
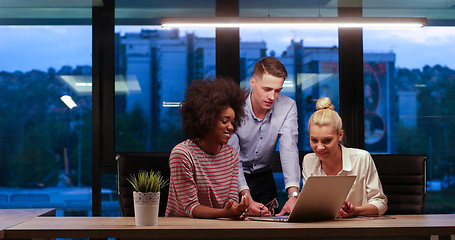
top-left (302, 97), bottom-right (387, 218)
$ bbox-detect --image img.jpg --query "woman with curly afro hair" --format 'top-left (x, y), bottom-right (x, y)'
top-left (165, 76), bottom-right (250, 219)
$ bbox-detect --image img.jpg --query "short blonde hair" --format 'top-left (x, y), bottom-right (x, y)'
top-left (308, 97), bottom-right (343, 135)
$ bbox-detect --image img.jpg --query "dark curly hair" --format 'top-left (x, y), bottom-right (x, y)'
top-left (179, 77), bottom-right (248, 139)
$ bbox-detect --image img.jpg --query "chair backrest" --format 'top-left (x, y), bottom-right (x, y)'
top-left (371, 154), bottom-right (427, 214)
top-left (116, 152), bottom-right (171, 217)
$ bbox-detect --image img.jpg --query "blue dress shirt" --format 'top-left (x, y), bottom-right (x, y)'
top-left (229, 92), bottom-right (301, 192)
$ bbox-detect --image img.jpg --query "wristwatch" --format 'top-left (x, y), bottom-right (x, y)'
top-left (288, 191), bottom-right (299, 198)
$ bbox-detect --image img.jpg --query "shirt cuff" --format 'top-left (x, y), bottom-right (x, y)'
top-left (369, 201), bottom-right (388, 216)
top-left (238, 185), bottom-right (250, 193)
top-left (285, 182), bottom-right (300, 191)
top-left (188, 203), bottom-right (200, 218)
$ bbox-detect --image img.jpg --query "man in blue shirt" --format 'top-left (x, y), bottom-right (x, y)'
top-left (229, 57), bottom-right (300, 217)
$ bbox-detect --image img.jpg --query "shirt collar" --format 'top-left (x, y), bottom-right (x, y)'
top-left (311, 144), bottom-right (353, 176)
top-left (340, 144), bottom-right (353, 172)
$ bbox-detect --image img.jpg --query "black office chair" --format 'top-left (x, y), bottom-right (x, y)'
top-left (371, 154), bottom-right (427, 214)
top-left (116, 152), bottom-right (171, 217)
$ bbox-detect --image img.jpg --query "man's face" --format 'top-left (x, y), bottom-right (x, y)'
top-left (250, 73), bottom-right (284, 113)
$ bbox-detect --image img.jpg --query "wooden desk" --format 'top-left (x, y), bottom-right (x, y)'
top-left (4, 214), bottom-right (455, 239)
top-left (0, 208), bottom-right (55, 239)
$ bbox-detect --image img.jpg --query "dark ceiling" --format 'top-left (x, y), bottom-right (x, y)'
top-left (0, 0), bottom-right (454, 25)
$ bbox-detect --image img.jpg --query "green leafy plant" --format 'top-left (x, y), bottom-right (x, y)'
top-left (127, 170), bottom-right (168, 193)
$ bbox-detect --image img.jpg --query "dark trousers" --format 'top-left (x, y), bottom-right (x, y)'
top-left (244, 169), bottom-right (277, 205)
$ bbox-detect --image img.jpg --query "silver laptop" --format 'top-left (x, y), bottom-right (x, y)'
top-left (249, 175), bottom-right (356, 222)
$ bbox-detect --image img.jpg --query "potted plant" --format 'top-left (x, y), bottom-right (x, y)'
top-left (127, 169), bottom-right (168, 226)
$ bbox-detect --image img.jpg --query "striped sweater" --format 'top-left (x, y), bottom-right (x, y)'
top-left (165, 139), bottom-right (239, 217)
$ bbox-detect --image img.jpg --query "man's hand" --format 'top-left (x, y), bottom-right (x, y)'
top-left (276, 187), bottom-right (299, 216)
top-left (275, 195), bottom-right (297, 216)
top-left (240, 191), bottom-right (271, 217)
top-left (247, 200), bottom-right (272, 217)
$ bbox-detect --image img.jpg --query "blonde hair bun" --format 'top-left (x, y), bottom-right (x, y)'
top-left (315, 97), bottom-right (334, 111)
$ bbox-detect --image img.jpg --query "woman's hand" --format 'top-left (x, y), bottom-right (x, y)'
top-left (337, 201), bottom-right (356, 218)
top-left (224, 194), bottom-right (249, 220)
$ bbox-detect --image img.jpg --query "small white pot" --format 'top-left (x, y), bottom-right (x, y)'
top-left (133, 191), bottom-right (160, 226)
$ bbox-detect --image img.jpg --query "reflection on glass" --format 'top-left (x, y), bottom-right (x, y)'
top-left (363, 60), bottom-right (392, 153)
top-left (363, 27), bottom-right (455, 213)
top-left (364, 113), bottom-right (385, 145)
top-left (114, 26), bottom-right (216, 152)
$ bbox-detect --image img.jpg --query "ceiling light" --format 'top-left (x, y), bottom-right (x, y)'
top-left (162, 102), bottom-right (181, 108)
top-left (61, 95), bottom-right (77, 109)
top-left (161, 17), bottom-right (427, 29)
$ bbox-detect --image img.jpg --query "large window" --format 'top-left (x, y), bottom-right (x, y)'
top-left (363, 27), bottom-right (455, 213)
top-left (2, 1), bottom-right (455, 217)
top-left (0, 26), bottom-right (100, 216)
